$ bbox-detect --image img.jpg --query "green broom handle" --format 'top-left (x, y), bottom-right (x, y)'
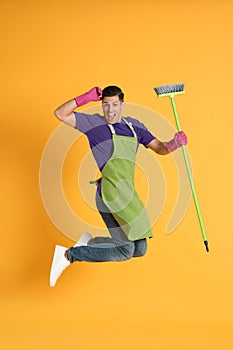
top-left (170, 96), bottom-right (209, 251)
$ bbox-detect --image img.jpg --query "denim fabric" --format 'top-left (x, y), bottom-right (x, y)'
top-left (66, 193), bottom-right (147, 263)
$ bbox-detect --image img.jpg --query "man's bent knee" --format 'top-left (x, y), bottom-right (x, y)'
top-left (133, 239), bottom-right (147, 257)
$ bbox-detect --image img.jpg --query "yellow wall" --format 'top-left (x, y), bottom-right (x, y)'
top-left (1, 0), bottom-right (233, 349)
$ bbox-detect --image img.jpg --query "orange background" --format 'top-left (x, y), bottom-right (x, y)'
top-left (1, 0), bottom-right (233, 349)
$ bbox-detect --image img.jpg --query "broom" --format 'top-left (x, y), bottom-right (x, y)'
top-left (154, 84), bottom-right (209, 252)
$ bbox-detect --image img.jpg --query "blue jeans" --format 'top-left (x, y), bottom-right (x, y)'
top-left (66, 193), bottom-right (147, 263)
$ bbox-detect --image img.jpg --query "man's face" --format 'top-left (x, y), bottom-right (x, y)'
top-left (102, 95), bottom-right (124, 124)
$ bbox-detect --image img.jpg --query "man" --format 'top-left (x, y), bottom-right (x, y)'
top-left (50, 86), bottom-right (187, 286)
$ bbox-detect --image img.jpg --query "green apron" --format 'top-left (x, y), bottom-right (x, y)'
top-left (101, 118), bottom-right (153, 241)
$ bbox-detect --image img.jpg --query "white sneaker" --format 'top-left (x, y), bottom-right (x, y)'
top-left (74, 232), bottom-right (93, 247)
top-left (50, 245), bottom-right (70, 287)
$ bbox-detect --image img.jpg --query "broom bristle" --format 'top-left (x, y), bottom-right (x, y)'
top-left (154, 83), bottom-right (185, 96)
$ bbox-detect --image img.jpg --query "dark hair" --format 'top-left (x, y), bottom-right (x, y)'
top-left (101, 85), bottom-right (124, 102)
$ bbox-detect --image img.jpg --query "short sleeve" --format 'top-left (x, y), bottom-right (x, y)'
top-left (74, 112), bottom-right (105, 133)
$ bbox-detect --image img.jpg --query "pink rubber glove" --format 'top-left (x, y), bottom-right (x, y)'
top-left (164, 131), bottom-right (188, 152)
top-left (74, 87), bottom-right (102, 107)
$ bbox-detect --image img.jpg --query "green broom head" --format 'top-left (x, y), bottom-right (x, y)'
top-left (154, 83), bottom-right (185, 98)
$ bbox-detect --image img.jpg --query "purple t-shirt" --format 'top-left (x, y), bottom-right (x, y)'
top-left (74, 112), bottom-right (155, 171)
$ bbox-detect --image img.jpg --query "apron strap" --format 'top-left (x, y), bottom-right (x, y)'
top-left (107, 118), bottom-right (137, 138)
top-left (122, 118), bottom-right (137, 138)
top-left (107, 124), bottom-right (116, 134)
top-left (89, 178), bottom-right (101, 185)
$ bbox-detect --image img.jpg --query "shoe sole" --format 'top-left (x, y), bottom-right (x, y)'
top-left (50, 245), bottom-right (63, 287)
